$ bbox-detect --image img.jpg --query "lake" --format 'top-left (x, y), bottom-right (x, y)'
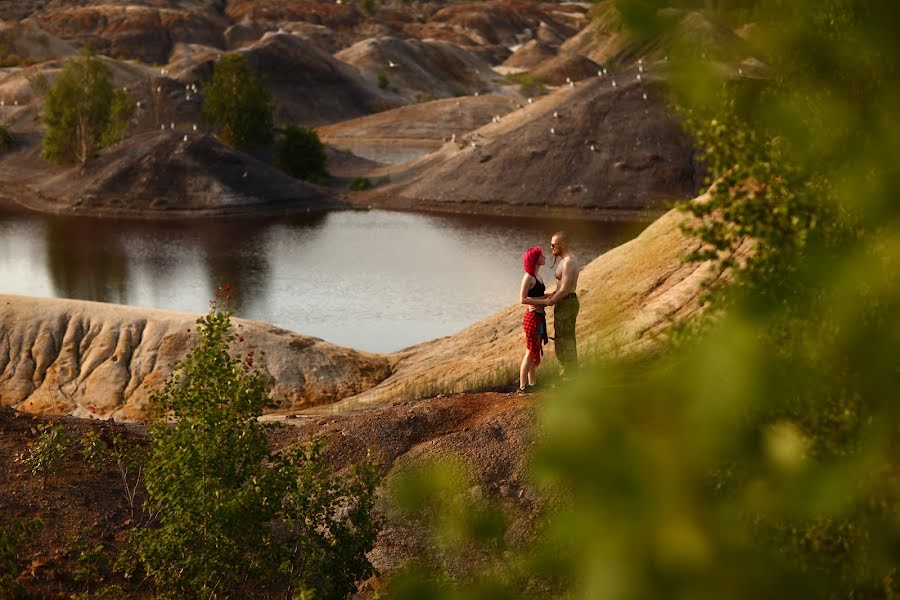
top-left (0, 208), bottom-right (647, 353)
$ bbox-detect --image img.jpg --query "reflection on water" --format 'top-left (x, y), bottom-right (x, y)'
top-left (0, 208), bottom-right (647, 352)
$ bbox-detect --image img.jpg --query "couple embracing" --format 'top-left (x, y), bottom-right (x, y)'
top-left (518, 231), bottom-right (580, 395)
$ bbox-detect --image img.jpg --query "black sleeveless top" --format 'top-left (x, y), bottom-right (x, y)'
top-left (527, 277), bottom-right (546, 298)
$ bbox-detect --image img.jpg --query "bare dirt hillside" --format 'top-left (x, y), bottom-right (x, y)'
top-left (0, 294), bottom-right (391, 421)
top-left (0, 389), bottom-right (543, 597)
top-left (0, 131), bottom-right (346, 218)
top-left (357, 71), bottom-right (698, 218)
top-left (335, 36), bottom-right (505, 102)
top-left (25, 5), bottom-right (228, 65)
top-left (239, 32), bottom-right (405, 125)
top-left (319, 95), bottom-right (521, 165)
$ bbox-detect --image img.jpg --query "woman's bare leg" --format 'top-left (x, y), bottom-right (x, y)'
top-left (520, 351), bottom-right (534, 390)
top-left (528, 362), bottom-right (537, 386)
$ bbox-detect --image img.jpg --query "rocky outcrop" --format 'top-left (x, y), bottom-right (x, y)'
top-left (335, 36), bottom-right (504, 102)
top-left (0, 295), bottom-right (393, 421)
top-left (1, 130), bottom-right (346, 218)
top-left (359, 72), bottom-right (698, 218)
top-left (313, 204), bottom-right (720, 413)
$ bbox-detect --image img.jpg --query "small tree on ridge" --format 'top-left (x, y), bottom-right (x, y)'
top-left (202, 53), bottom-right (274, 150)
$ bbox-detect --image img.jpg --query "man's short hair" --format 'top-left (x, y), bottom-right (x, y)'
top-left (551, 231), bottom-right (569, 244)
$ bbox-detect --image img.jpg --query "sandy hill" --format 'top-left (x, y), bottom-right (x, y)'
top-left (319, 95), bottom-right (521, 165)
top-left (0, 294), bottom-right (390, 421)
top-left (357, 72), bottom-right (698, 218)
top-left (335, 36), bottom-right (505, 101)
top-left (0, 130), bottom-right (346, 218)
top-left (309, 203), bottom-right (723, 414)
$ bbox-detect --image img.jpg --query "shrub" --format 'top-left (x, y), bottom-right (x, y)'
top-left (19, 423), bottom-right (73, 484)
top-left (202, 53), bottom-right (274, 150)
top-left (40, 47), bottom-right (134, 167)
top-left (377, 70), bottom-right (389, 90)
top-left (504, 72), bottom-right (547, 97)
top-left (0, 125), bottom-right (15, 151)
top-left (349, 177), bottom-right (373, 191)
top-left (273, 125), bottom-right (329, 183)
top-left (129, 295), bottom-right (378, 599)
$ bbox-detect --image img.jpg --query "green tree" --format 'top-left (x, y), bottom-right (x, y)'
top-left (130, 294), bottom-right (378, 599)
top-left (273, 125), bottom-right (329, 183)
top-left (202, 53), bottom-right (274, 150)
top-left (41, 47), bottom-right (133, 168)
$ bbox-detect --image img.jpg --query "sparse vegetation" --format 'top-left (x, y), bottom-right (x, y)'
top-left (0, 514), bottom-right (43, 598)
top-left (202, 53), bottom-right (274, 150)
top-left (350, 177), bottom-right (373, 191)
top-left (40, 47), bottom-right (134, 168)
top-left (377, 69), bottom-right (390, 90)
top-left (18, 422), bottom-right (74, 483)
top-left (416, 92), bottom-right (434, 103)
top-left (273, 125), bottom-right (329, 183)
top-left (504, 71), bottom-right (548, 97)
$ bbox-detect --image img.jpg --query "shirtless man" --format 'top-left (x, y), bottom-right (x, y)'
top-left (546, 231), bottom-right (581, 377)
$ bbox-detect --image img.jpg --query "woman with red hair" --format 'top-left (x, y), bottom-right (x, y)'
top-left (518, 246), bottom-right (554, 395)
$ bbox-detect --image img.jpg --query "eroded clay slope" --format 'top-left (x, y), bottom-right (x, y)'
top-left (0, 296), bottom-right (392, 421)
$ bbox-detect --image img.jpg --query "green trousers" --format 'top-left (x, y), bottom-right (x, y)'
top-left (554, 293), bottom-right (580, 376)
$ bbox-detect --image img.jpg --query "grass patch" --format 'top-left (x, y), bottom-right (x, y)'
top-left (350, 177), bottom-right (373, 191)
top-left (504, 72), bottom-right (548, 97)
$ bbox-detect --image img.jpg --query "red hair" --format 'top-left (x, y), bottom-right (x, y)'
top-left (523, 246), bottom-right (543, 277)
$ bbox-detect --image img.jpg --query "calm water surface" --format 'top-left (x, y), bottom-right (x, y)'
top-left (0, 209), bottom-right (647, 352)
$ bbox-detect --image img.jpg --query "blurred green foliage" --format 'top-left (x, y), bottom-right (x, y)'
top-left (202, 53), bottom-right (274, 150)
top-left (388, 1), bottom-right (900, 598)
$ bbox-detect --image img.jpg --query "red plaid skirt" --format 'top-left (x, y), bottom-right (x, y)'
top-left (523, 310), bottom-right (548, 366)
